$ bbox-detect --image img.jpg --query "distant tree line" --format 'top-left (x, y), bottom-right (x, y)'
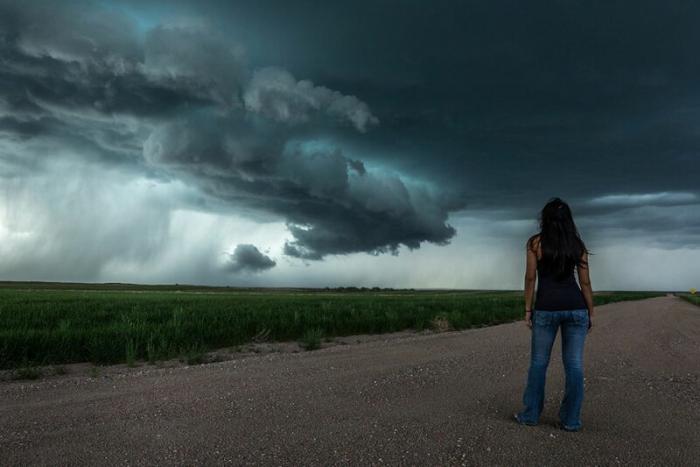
top-left (323, 286), bottom-right (414, 292)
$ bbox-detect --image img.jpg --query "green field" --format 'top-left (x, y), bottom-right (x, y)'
top-left (0, 283), bottom-right (664, 370)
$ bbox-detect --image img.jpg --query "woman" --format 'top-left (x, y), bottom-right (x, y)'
top-left (513, 197), bottom-right (595, 432)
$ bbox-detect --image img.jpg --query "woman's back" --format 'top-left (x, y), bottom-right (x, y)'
top-left (530, 234), bottom-right (587, 311)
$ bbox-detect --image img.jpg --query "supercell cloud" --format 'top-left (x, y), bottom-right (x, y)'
top-left (0, 0), bottom-right (698, 289)
top-left (0, 0), bottom-right (458, 267)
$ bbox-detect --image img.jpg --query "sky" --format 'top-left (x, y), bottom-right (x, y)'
top-left (0, 0), bottom-right (698, 290)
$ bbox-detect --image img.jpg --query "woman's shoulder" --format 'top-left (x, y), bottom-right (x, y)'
top-left (526, 233), bottom-right (541, 250)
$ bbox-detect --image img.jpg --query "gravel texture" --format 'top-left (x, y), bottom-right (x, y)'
top-left (1, 294), bottom-right (698, 466)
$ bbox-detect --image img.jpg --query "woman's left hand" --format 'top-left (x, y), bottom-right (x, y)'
top-left (525, 311), bottom-right (532, 329)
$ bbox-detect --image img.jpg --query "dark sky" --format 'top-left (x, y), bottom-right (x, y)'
top-left (0, 0), bottom-right (698, 289)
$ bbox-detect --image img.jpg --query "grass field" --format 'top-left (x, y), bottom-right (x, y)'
top-left (0, 283), bottom-right (665, 370)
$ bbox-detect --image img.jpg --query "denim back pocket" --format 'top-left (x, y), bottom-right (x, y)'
top-left (571, 309), bottom-right (589, 325)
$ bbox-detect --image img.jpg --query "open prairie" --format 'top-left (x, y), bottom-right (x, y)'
top-left (0, 282), bottom-right (662, 371)
top-left (1, 294), bottom-right (698, 465)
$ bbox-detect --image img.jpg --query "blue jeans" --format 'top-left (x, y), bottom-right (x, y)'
top-left (517, 308), bottom-right (589, 430)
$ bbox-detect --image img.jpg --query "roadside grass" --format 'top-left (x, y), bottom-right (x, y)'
top-left (12, 358), bottom-right (42, 380)
top-left (679, 294), bottom-right (700, 307)
top-left (179, 342), bottom-right (208, 365)
top-left (0, 287), bottom-right (664, 369)
top-left (300, 327), bottom-right (324, 350)
top-left (125, 338), bottom-right (137, 367)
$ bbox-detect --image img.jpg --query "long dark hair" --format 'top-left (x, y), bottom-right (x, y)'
top-left (528, 197), bottom-right (592, 280)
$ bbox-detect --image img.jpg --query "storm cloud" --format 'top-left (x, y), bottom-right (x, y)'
top-left (0, 0), bottom-right (458, 263)
top-left (0, 0), bottom-right (698, 289)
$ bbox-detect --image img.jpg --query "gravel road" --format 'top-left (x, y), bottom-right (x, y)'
top-left (1, 295), bottom-right (699, 466)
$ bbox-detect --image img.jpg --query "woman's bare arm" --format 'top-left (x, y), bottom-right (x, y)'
top-left (577, 251), bottom-right (595, 328)
top-left (524, 238), bottom-right (538, 328)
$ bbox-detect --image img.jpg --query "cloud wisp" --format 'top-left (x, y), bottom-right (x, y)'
top-left (224, 244), bottom-right (276, 274)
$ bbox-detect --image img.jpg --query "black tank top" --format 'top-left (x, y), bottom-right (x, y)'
top-left (534, 260), bottom-right (587, 311)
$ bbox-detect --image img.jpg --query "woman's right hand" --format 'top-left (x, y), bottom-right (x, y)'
top-left (588, 310), bottom-right (595, 332)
